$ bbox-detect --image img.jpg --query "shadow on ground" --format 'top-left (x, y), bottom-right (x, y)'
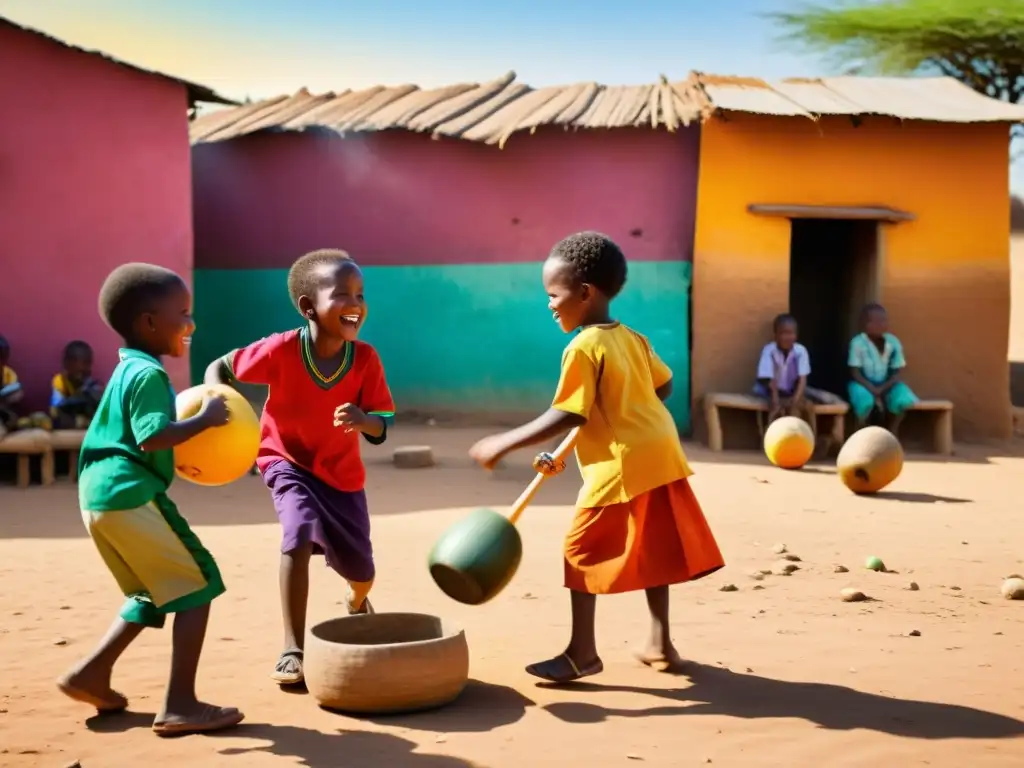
top-left (215, 727), bottom-right (487, 768)
top-left (359, 680), bottom-right (534, 732)
top-left (868, 490), bottom-right (971, 504)
top-left (83, 684), bottom-right (523, 768)
top-left (541, 663), bottom-right (1024, 741)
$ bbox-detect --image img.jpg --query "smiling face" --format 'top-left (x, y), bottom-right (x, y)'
top-left (304, 261), bottom-right (366, 342)
top-left (133, 279), bottom-right (195, 358)
top-left (542, 256), bottom-right (592, 333)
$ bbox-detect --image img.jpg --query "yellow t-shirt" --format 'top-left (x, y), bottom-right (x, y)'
top-left (551, 323), bottom-right (692, 508)
top-left (52, 373), bottom-right (77, 396)
top-left (1, 366), bottom-right (16, 387)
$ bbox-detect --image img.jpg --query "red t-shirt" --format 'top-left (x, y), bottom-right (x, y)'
top-left (229, 328), bottom-right (395, 492)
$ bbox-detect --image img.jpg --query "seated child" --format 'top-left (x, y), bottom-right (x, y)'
top-left (0, 335), bottom-right (21, 429)
top-left (205, 248), bottom-right (395, 687)
top-left (51, 340), bottom-right (104, 429)
top-left (0, 334), bottom-right (51, 431)
top-left (469, 232), bottom-right (724, 684)
top-left (848, 303), bottom-right (918, 431)
top-left (754, 314), bottom-right (841, 423)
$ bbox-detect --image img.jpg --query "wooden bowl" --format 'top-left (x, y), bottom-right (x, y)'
top-left (305, 613), bottom-right (469, 714)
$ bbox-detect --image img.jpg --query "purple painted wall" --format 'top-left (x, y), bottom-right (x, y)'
top-left (0, 23), bottom-right (195, 407)
top-left (192, 126), bottom-right (700, 268)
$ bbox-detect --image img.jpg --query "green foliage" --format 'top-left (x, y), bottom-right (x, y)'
top-left (769, 0), bottom-right (1024, 103)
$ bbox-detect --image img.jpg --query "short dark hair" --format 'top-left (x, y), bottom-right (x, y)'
top-left (773, 313), bottom-right (797, 332)
top-left (0, 335), bottom-right (9, 360)
top-left (287, 249), bottom-right (356, 313)
top-left (861, 302), bottom-right (886, 320)
top-left (63, 340), bottom-right (93, 361)
top-left (98, 263), bottom-right (185, 339)
top-left (548, 231), bottom-right (628, 298)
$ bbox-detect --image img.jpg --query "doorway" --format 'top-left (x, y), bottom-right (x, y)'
top-left (788, 218), bottom-right (879, 396)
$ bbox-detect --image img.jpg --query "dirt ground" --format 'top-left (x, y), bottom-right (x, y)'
top-left (1, 426), bottom-right (1023, 767)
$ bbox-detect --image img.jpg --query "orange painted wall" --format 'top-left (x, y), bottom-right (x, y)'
top-left (693, 115), bottom-right (1012, 440)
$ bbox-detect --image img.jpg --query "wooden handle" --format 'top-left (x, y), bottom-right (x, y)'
top-left (507, 428), bottom-right (579, 526)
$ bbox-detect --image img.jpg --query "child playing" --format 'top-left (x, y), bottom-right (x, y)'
top-left (205, 248), bottom-right (395, 687)
top-left (50, 340), bottom-right (104, 429)
top-left (0, 334), bottom-right (52, 431)
top-left (0, 335), bottom-right (21, 430)
top-left (469, 232), bottom-right (724, 684)
top-left (848, 303), bottom-right (919, 432)
top-left (58, 263), bottom-right (243, 737)
top-left (754, 313), bottom-right (842, 423)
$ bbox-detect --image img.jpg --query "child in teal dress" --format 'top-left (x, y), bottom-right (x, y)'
top-left (847, 303), bottom-right (918, 432)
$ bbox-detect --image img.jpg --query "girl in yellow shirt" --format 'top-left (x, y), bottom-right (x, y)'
top-left (470, 232), bottom-right (724, 684)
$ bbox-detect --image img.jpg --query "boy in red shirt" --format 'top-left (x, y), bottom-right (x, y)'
top-left (206, 249), bottom-right (395, 686)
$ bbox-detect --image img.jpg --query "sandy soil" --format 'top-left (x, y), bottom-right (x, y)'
top-left (1, 426), bottom-right (1023, 767)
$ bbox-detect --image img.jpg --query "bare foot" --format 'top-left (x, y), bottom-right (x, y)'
top-left (636, 645), bottom-right (687, 673)
top-left (57, 670), bottom-right (128, 712)
top-left (152, 702), bottom-right (244, 737)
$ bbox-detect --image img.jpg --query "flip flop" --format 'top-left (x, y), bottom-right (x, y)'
top-left (152, 704), bottom-right (245, 737)
top-left (270, 649), bottom-right (304, 685)
top-left (525, 653), bottom-right (603, 684)
top-left (57, 679), bottom-right (129, 713)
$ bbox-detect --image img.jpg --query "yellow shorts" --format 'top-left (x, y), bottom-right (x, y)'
top-left (83, 494), bottom-right (225, 628)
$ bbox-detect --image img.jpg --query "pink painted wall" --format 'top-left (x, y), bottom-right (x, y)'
top-left (192, 126), bottom-right (700, 268)
top-left (0, 25), bottom-right (195, 409)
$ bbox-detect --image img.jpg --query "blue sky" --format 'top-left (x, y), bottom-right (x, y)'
top-left (2, 0), bottom-right (1021, 191)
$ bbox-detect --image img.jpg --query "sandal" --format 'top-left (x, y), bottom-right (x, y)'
top-left (270, 649), bottom-right (304, 685)
top-left (152, 703), bottom-right (244, 737)
top-left (346, 593), bottom-right (375, 616)
top-left (525, 653), bottom-right (603, 684)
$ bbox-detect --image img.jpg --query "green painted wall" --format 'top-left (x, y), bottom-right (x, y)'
top-left (192, 262), bottom-right (692, 431)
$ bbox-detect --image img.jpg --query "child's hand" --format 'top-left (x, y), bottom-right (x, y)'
top-left (200, 393), bottom-right (230, 427)
top-left (334, 403), bottom-right (368, 433)
top-left (469, 435), bottom-right (507, 470)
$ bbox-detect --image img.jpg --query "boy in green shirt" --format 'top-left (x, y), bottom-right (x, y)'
top-left (57, 263), bottom-right (244, 737)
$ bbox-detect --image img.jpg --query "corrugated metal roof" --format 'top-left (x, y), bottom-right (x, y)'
top-left (1, 16), bottom-right (235, 106)
top-left (695, 73), bottom-right (1024, 123)
top-left (190, 70), bottom-right (1024, 146)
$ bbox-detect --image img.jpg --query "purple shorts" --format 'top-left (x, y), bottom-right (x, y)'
top-left (262, 460), bottom-right (374, 583)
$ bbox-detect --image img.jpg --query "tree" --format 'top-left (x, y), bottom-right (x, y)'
top-left (769, 0), bottom-right (1024, 112)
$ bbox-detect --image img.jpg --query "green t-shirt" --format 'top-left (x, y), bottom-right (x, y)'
top-left (78, 348), bottom-right (176, 511)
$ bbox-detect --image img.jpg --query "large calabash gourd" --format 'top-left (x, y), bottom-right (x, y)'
top-left (763, 416), bottom-right (815, 470)
top-left (837, 426), bottom-right (904, 494)
top-left (173, 384), bottom-right (260, 486)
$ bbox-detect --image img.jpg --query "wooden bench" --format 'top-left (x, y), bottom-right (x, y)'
top-left (0, 428), bottom-right (55, 488)
top-left (704, 393), bottom-right (849, 453)
top-left (50, 429), bottom-right (87, 481)
top-left (905, 400), bottom-right (953, 455)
